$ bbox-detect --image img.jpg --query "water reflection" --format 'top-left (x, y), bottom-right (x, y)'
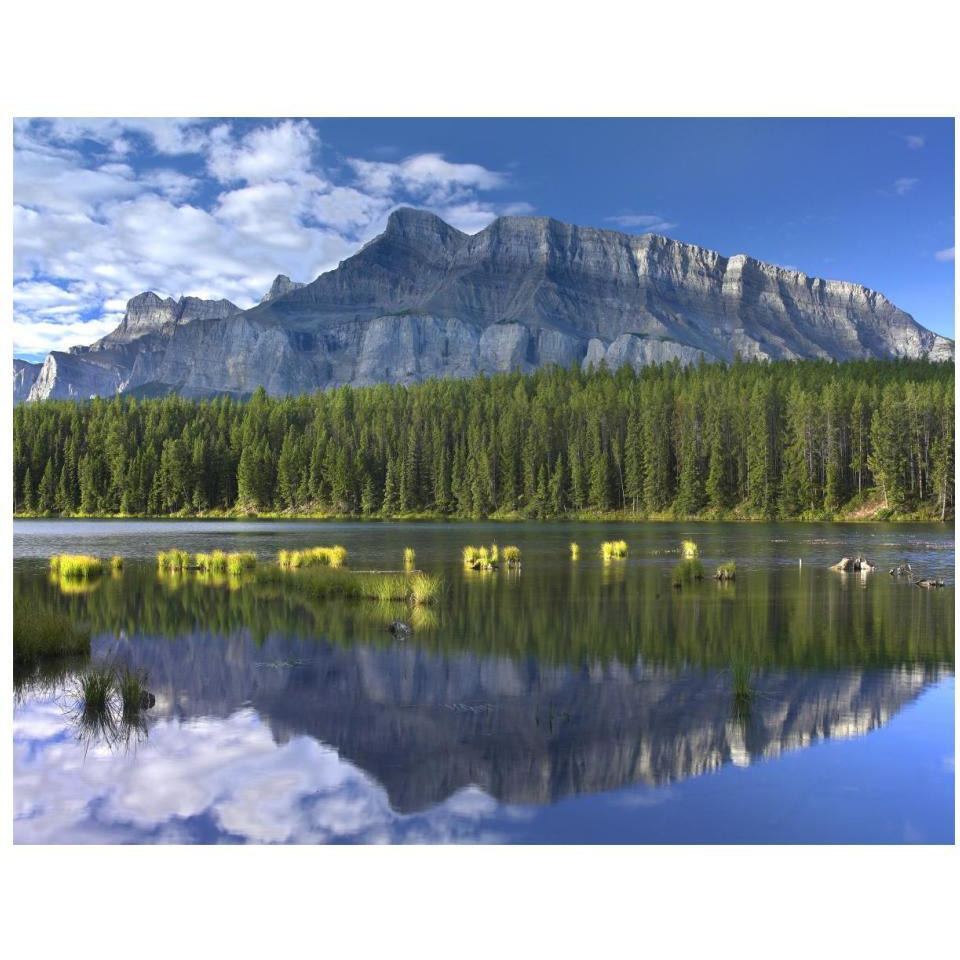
top-left (12, 535), bottom-right (955, 843)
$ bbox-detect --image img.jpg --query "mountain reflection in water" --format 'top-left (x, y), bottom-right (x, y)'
top-left (12, 543), bottom-right (955, 843)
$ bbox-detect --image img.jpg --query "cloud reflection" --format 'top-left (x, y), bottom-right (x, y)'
top-left (14, 700), bottom-right (513, 844)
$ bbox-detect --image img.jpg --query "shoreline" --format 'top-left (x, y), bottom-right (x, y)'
top-left (12, 510), bottom-right (951, 525)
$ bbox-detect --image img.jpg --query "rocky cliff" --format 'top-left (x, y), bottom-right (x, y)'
top-left (19, 209), bottom-right (954, 402)
top-left (13, 359), bottom-right (41, 404)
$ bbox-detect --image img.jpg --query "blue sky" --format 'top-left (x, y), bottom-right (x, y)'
top-left (13, 117), bottom-right (955, 360)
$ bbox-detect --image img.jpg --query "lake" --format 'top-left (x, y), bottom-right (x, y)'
top-left (12, 519), bottom-right (955, 843)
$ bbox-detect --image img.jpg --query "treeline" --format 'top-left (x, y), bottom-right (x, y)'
top-left (12, 358), bottom-right (955, 521)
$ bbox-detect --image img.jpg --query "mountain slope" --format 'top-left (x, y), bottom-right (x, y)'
top-left (20, 208), bottom-right (954, 401)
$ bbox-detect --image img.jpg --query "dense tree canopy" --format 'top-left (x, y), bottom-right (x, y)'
top-left (13, 358), bottom-right (954, 521)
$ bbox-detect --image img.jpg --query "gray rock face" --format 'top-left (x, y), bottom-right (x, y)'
top-left (18, 208), bottom-right (954, 401)
top-left (259, 274), bottom-right (305, 303)
top-left (13, 359), bottom-right (41, 404)
top-left (25, 293), bottom-right (239, 401)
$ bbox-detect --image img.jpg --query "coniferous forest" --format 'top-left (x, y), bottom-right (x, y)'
top-left (12, 358), bottom-right (955, 522)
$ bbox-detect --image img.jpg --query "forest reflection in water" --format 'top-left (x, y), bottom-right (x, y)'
top-left (13, 554), bottom-right (952, 813)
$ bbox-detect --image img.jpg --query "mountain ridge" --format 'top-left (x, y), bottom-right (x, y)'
top-left (18, 208), bottom-right (954, 402)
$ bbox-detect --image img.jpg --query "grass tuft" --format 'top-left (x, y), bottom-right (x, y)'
top-left (502, 545), bottom-right (521, 567)
top-left (715, 560), bottom-right (737, 581)
top-left (408, 572), bottom-right (442, 605)
top-left (157, 549), bottom-right (189, 571)
top-left (278, 546), bottom-right (346, 569)
top-left (601, 540), bottom-right (628, 560)
top-left (570, 542), bottom-right (580, 560)
top-left (680, 540), bottom-right (699, 559)
top-left (671, 557), bottom-right (705, 587)
top-left (110, 555), bottom-right (124, 571)
top-left (404, 547), bottom-right (416, 569)
top-left (50, 554), bottom-right (103, 578)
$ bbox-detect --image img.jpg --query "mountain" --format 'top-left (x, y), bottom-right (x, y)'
top-left (18, 208), bottom-right (954, 402)
top-left (13, 358), bottom-right (41, 404)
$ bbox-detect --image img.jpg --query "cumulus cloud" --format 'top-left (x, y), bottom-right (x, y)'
top-left (13, 119), bottom-right (526, 357)
top-left (605, 212), bottom-right (678, 233)
top-left (934, 246), bottom-right (954, 262)
top-left (894, 176), bottom-right (919, 195)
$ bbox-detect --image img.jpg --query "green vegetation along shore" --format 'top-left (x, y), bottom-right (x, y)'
top-left (13, 358), bottom-right (953, 522)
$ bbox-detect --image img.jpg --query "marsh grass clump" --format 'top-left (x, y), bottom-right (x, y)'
top-left (601, 540), bottom-right (627, 561)
top-left (715, 560), bottom-right (737, 581)
top-left (78, 662), bottom-right (115, 724)
top-left (13, 599), bottom-right (91, 664)
top-left (408, 572), bottom-right (442, 605)
top-left (502, 546), bottom-right (521, 568)
top-left (404, 547), bottom-right (416, 570)
top-left (462, 545), bottom-right (498, 570)
top-left (50, 554), bottom-right (103, 579)
top-left (680, 540), bottom-right (699, 559)
top-left (278, 545), bottom-right (346, 569)
top-left (110, 555), bottom-right (124, 572)
top-left (157, 549), bottom-right (189, 571)
top-left (671, 558), bottom-right (705, 587)
top-left (117, 665), bottom-right (151, 721)
top-left (731, 658), bottom-right (755, 719)
top-left (570, 542), bottom-right (580, 560)
top-left (226, 551), bottom-right (257, 575)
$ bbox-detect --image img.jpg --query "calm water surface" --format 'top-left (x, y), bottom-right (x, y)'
top-left (13, 520), bottom-right (955, 843)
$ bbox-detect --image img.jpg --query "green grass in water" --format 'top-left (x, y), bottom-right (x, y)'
top-left (601, 540), bottom-right (627, 560)
top-left (671, 558), bottom-right (705, 586)
top-left (157, 549), bottom-right (189, 571)
top-left (49, 554), bottom-right (103, 578)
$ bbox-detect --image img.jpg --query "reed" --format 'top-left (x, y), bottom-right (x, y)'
top-left (601, 540), bottom-right (627, 560)
top-left (404, 547), bottom-right (416, 570)
top-left (502, 545), bottom-right (521, 567)
top-left (408, 572), bottom-right (442, 605)
top-left (680, 540), bottom-right (699, 559)
top-left (116, 665), bottom-right (150, 721)
top-left (570, 542), bottom-right (580, 560)
top-left (50, 554), bottom-right (103, 578)
top-left (463, 544), bottom-right (498, 570)
top-left (110, 555), bottom-right (124, 571)
top-left (278, 546), bottom-right (346, 569)
top-left (226, 551), bottom-right (257, 575)
top-left (157, 548), bottom-right (189, 571)
top-left (715, 560), bottom-right (736, 581)
top-left (671, 558), bottom-right (705, 587)
top-left (78, 662), bottom-right (115, 721)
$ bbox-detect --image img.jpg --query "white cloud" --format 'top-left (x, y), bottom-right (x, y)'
top-left (13, 119), bottom-right (527, 357)
top-left (350, 152), bottom-right (505, 205)
top-left (934, 246), bottom-right (954, 262)
top-left (206, 119), bottom-right (320, 185)
top-left (606, 213), bottom-right (678, 232)
top-left (894, 176), bottom-right (919, 195)
top-left (905, 134), bottom-right (925, 149)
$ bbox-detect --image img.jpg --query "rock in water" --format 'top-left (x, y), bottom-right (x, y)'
top-left (17, 208), bottom-right (954, 402)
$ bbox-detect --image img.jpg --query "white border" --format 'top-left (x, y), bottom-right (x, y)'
top-left (1, 2), bottom-right (957, 958)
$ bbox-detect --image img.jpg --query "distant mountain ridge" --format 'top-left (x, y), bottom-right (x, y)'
top-left (17, 208), bottom-right (954, 402)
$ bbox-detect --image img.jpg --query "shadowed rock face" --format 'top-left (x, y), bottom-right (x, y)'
top-left (13, 359), bottom-right (41, 403)
top-left (109, 628), bottom-right (943, 813)
top-left (18, 208), bottom-right (954, 401)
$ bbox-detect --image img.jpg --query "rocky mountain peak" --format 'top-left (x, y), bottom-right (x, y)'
top-left (260, 275), bottom-right (306, 304)
top-left (16, 209), bottom-right (955, 403)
